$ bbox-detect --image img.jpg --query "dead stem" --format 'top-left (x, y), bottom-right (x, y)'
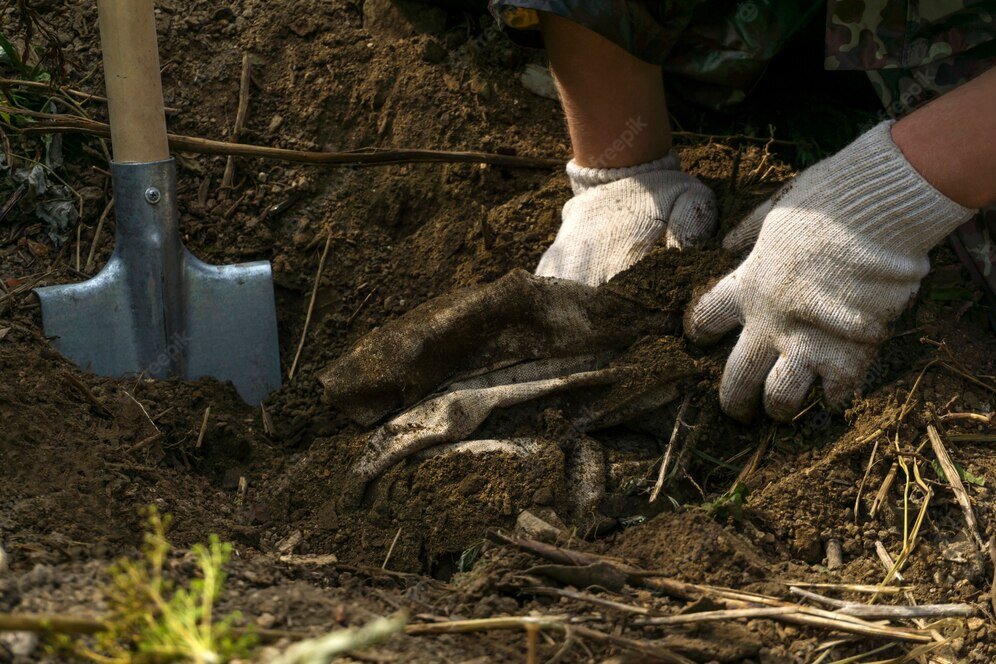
top-left (0, 612), bottom-right (301, 643)
top-left (927, 424), bottom-right (985, 554)
top-left (405, 616), bottom-right (693, 663)
top-left (83, 198), bottom-right (114, 274)
top-left (382, 527), bottom-right (402, 570)
top-left (194, 406), bottom-right (211, 449)
top-left (489, 531), bottom-right (938, 643)
top-left (221, 52), bottom-right (252, 188)
top-left (854, 438), bottom-right (881, 523)
top-left (874, 541), bottom-right (904, 582)
top-left (780, 582), bottom-right (909, 594)
top-left (4, 106), bottom-right (562, 169)
top-left (289, 231), bottom-right (333, 380)
top-left (649, 395), bottom-right (690, 503)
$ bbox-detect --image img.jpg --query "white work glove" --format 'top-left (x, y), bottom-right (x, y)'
top-left (536, 151), bottom-right (717, 286)
top-left (685, 121), bottom-right (976, 421)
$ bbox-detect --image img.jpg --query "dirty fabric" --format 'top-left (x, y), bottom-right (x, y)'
top-left (320, 270), bottom-right (698, 521)
top-left (320, 269), bottom-right (674, 426)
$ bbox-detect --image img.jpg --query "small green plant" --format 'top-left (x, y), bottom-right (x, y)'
top-left (57, 508), bottom-right (256, 663)
top-left (704, 482), bottom-right (749, 522)
top-left (931, 459), bottom-right (984, 487)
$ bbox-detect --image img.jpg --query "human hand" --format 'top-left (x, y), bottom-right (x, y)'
top-left (685, 122), bottom-right (976, 421)
top-left (536, 151), bottom-right (717, 286)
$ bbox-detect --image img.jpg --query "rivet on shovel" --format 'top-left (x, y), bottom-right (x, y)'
top-left (35, 0), bottom-right (281, 404)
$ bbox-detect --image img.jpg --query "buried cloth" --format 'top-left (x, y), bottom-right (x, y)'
top-left (318, 266), bottom-right (722, 529)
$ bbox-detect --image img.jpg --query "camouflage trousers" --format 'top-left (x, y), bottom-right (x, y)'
top-left (488, 0), bottom-right (996, 324)
top-left (489, 1), bottom-right (996, 110)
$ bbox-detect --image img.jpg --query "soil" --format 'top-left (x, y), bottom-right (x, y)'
top-left (1, 0), bottom-right (995, 662)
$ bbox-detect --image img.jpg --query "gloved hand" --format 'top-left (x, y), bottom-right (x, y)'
top-left (685, 121), bottom-right (976, 422)
top-left (536, 151), bottom-right (717, 286)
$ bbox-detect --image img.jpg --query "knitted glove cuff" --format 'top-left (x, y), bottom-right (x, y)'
top-left (566, 150), bottom-right (681, 195)
top-left (814, 121), bottom-right (976, 255)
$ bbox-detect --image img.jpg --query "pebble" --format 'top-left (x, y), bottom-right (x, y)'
top-left (0, 632), bottom-right (37, 658)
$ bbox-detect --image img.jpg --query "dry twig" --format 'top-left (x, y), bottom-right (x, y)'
top-left (874, 541), bottom-right (904, 582)
top-left (649, 395), bottom-right (690, 503)
top-left (405, 617), bottom-right (693, 664)
top-left (84, 198), bottom-right (114, 274)
top-left (289, 231), bottom-right (333, 380)
top-left (927, 424), bottom-right (985, 553)
top-left (488, 531), bottom-right (936, 643)
top-left (4, 106), bottom-right (561, 169)
top-left (222, 52), bottom-right (252, 188)
top-left (195, 406), bottom-right (211, 449)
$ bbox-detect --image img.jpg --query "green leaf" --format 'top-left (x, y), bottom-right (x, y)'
top-left (0, 34), bottom-right (24, 72)
top-left (932, 459), bottom-right (985, 486)
top-left (927, 286), bottom-right (975, 302)
top-left (704, 482), bottom-right (749, 522)
top-left (458, 541), bottom-right (484, 573)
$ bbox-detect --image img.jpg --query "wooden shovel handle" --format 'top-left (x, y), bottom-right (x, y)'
top-left (97, 0), bottom-right (170, 163)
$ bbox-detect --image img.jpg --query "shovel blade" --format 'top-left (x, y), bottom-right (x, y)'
top-left (37, 255), bottom-right (170, 379)
top-left (37, 253), bottom-right (282, 404)
top-left (181, 252), bottom-right (281, 404)
top-left (36, 158), bottom-right (281, 405)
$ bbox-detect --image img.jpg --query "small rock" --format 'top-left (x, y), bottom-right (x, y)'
top-left (256, 612), bottom-right (276, 629)
top-left (420, 38), bottom-right (447, 64)
top-left (363, 0), bottom-right (445, 39)
top-left (0, 632), bottom-right (38, 658)
top-left (520, 63), bottom-right (559, 101)
top-left (516, 509), bottom-right (566, 543)
top-left (531, 486), bottom-right (553, 505)
top-left (469, 74), bottom-right (492, 100)
top-left (289, 19), bottom-right (317, 37)
top-left (0, 541), bottom-right (8, 572)
top-left (267, 115), bottom-right (284, 132)
top-left (275, 530), bottom-right (303, 554)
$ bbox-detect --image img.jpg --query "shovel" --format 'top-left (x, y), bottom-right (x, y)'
top-left (36, 0), bottom-right (281, 404)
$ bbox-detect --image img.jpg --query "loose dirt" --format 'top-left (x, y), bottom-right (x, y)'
top-left (1, 0), bottom-right (995, 662)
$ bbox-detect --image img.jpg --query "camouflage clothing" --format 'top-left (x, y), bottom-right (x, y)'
top-left (825, 1), bottom-right (996, 114)
top-left (490, 0), bottom-right (823, 106)
top-left (490, 0), bottom-right (996, 110)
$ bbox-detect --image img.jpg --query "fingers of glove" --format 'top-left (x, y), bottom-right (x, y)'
top-left (719, 328), bottom-right (779, 422)
top-left (763, 354), bottom-right (816, 421)
top-left (684, 271), bottom-right (742, 344)
top-left (722, 179), bottom-right (796, 253)
top-left (722, 199), bottom-right (771, 254)
top-left (816, 342), bottom-right (877, 407)
top-left (665, 187), bottom-right (718, 249)
top-left (535, 243), bottom-right (566, 279)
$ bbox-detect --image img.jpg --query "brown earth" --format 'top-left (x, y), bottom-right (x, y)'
top-left (1, 0), bottom-right (995, 662)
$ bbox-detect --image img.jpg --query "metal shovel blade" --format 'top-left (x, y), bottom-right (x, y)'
top-left (36, 158), bottom-right (281, 404)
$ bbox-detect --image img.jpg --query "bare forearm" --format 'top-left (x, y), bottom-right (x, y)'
top-left (892, 66), bottom-right (996, 209)
top-left (539, 12), bottom-right (672, 168)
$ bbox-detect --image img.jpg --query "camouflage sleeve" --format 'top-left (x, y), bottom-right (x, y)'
top-left (825, 0), bottom-right (996, 112)
top-left (488, 0), bottom-right (821, 107)
top-left (487, 1), bottom-right (703, 65)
